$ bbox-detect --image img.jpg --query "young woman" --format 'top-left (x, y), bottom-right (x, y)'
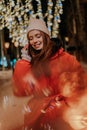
top-left (13, 18), bottom-right (87, 130)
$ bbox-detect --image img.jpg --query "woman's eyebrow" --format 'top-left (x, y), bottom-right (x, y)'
top-left (35, 33), bottom-right (41, 36)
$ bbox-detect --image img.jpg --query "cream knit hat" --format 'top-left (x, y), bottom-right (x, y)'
top-left (27, 18), bottom-right (50, 37)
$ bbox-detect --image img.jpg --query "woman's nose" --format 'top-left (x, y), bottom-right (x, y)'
top-left (33, 37), bottom-right (37, 43)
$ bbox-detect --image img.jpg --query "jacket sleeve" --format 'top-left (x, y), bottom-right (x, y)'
top-left (13, 59), bottom-right (33, 96)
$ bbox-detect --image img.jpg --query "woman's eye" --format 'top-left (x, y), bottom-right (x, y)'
top-left (29, 34), bottom-right (41, 41)
top-left (36, 35), bottom-right (41, 38)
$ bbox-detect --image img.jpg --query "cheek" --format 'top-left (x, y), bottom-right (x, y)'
top-left (41, 38), bottom-right (44, 45)
top-left (40, 42), bottom-right (44, 50)
top-left (39, 36), bottom-right (43, 42)
top-left (41, 42), bottom-right (44, 46)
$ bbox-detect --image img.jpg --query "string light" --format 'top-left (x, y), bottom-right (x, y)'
top-left (46, 0), bottom-right (53, 36)
top-left (36, 0), bottom-right (43, 19)
top-left (52, 0), bottom-right (64, 37)
top-left (0, 0), bottom-right (64, 46)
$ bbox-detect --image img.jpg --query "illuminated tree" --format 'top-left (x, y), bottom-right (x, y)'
top-left (0, 0), bottom-right (64, 46)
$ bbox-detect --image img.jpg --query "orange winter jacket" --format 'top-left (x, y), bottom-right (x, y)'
top-left (13, 49), bottom-right (87, 129)
top-left (13, 49), bottom-right (85, 97)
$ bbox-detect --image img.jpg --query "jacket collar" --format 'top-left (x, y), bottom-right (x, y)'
top-left (50, 48), bottom-right (64, 60)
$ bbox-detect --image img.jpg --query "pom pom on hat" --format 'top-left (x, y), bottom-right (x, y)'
top-left (27, 18), bottom-right (50, 37)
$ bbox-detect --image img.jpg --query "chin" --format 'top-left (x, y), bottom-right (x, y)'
top-left (35, 47), bottom-right (42, 50)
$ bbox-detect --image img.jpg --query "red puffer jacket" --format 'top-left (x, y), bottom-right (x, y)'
top-left (13, 49), bottom-right (84, 96)
top-left (13, 49), bottom-right (87, 129)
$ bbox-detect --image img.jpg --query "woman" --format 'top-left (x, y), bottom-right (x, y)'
top-left (13, 18), bottom-right (87, 130)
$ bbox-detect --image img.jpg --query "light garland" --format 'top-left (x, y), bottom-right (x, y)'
top-left (0, 0), bottom-right (64, 46)
top-left (46, 0), bottom-right (53, 36)
top-left (36, 0), bottom-right (43, 19)
top-left (52, 0), bottom-right (64, 37)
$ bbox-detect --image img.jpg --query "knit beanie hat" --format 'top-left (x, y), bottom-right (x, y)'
top-left (27, 18), bottom-right (50, 37)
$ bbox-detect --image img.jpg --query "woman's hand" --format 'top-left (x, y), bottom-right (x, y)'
top-left (21, 44), bottom-right (31, 61)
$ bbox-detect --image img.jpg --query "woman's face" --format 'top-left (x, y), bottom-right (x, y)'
top-left (28, 30), bottom-right (44, 50)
